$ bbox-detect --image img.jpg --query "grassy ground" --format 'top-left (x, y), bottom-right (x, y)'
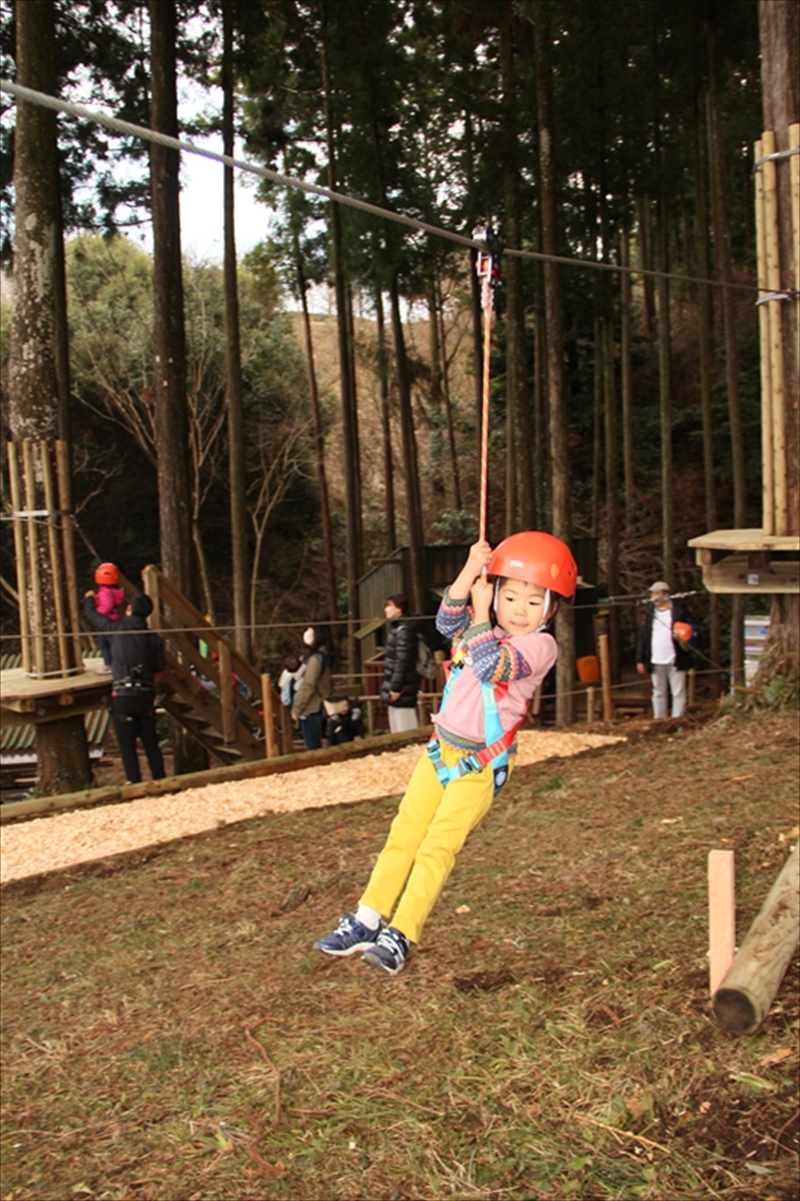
top-left (1, 707), bottom-right (798, 1201)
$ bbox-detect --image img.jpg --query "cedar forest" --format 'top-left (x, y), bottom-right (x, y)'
top-left (0, 1), bottom-right (795, 705)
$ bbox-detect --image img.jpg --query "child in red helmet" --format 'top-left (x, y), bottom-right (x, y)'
top-left (314, 532), bottom-right (577, 975)
top-left (93, 562), bottom-right (126, 673)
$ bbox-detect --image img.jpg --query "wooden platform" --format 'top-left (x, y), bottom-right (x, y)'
top-left (0, 659), bottom-right (111, 726)
top-left (688, 529), bottom-right (800, 594)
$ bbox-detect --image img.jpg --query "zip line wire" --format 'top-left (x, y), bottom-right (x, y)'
top-left (0, 79), bottom-right (775, 299)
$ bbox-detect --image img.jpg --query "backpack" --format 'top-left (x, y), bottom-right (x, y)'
top-left (416, 633), bottom-right (436, 680)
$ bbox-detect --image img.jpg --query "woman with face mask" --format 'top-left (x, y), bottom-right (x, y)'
top-left (291, 625), bottom-right (333, 750)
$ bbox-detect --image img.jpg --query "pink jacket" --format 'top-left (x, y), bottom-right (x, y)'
top-left (433, 589), bottom-right (558, 750)
top-left (96, 584), bottom-right (126, 621)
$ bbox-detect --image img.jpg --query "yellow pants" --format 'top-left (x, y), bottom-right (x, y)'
top-left (359, 741), bottom-right (513, 944)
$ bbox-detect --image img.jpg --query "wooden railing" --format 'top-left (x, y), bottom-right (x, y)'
top-left (141, 565), bottom-right (292, 762)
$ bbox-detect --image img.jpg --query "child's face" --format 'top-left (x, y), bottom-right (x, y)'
top-left (494, 577), bottom-right (547, 637)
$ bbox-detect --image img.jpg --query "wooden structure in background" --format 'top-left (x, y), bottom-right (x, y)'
top-left (141, 566), bottom-right (291, 765)
top-left (689, 124), bottom-right (800, 592)
top-left (6, 439), bottom-right (82, 676)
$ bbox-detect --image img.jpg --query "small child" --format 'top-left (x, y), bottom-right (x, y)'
top-left (314, 531), bottom-right (578, 975)
top-left (93, 562), bottom-right (126, 672)
top-left (278, 652), bottom-right (305, 711)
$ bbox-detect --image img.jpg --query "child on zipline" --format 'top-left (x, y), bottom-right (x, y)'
top-left (314, 530), bottom-right (578, 975)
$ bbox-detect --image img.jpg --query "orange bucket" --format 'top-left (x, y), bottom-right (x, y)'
top-left (576, 654), bottom-right (600, 684)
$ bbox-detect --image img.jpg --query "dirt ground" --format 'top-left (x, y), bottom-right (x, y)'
top-left (1, 707), bottom-right (798, 1201)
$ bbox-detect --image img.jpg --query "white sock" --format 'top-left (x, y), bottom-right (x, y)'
top-left (355, 904), bottom-right (382, 931)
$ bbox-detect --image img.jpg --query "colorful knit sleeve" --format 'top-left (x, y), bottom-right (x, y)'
top-left (436, 587), bottom-right (472, 639)
top-left (468, 628), bottom-right (533, 686)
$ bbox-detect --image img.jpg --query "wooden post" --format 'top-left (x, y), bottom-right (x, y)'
top-left (761, 130), bottom-right (788, 537)
top-left (586, 685), bottom-right (595, 724)
top-left (262, 671), bottom-right (275, 760)
top-left (7, 444), bottom-right (32, 673)
top-left (792, 123), bottom-right (800, 372)
top-left (754, 138), bottom-right (774, 534)
top-left (598, 632), bottom-right (613, 721)
top-left (688, 668), bottom-right (696, 709)
top-left (713, 845), bottom-right (799, 1034)
top-left (218, 638), bottom-right (235, 744)
top-left (22, 440), bottom-right (46, 676)
top-left (708, 850), bottom-right (736, 996)
top-left (40, 441), bottom-right (70, 675)
top-left (142, 565), bottom-right (161, 631)
top-left (55, 439), bottom-right (82, 664)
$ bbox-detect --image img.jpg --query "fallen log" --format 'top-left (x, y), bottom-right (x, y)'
top-left (713, 844), bottom-right (799, 1034)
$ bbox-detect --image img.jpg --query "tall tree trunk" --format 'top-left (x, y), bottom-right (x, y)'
top-left (604, 319), bottom-right (620, 683)
top-left (655, 191), bottom-right (674, 587)
top-left (619, 229), bottom-right (635, 521)
top-left (321, 32), bottom-right (360, 670)
top-left (707, 28), bottom-right (747, 685)
top-left (591, 315), bottom-right (602, 538)
top-left (222, 0), bottom-right (250, 660)
top-left (636, 193), bottom-right (656, 337)
top-left (10, 0), bottom-right (92, 791)
top-left (534, 1), bottom-right (574, 725)
top-left (427, 276), bottom-right (446, 505)
top-left (463, 111), bottom-right (484, 450)
top-left (435, 269), bottom-right (462, 511)
top-left (389, 274), bottom-right (425, 613)
top-left (375, 286), bottom-right (397, 552)
top-left (694, 98), bottom-right (721, 680)
top-left (150, 0), bottom-right (205, 774)
top-left (298, 246), bottom-right (338, 624)
top-left (758, 0), bottom-right (799, 692)
top-left (500, 7), bottom-right (535, 534)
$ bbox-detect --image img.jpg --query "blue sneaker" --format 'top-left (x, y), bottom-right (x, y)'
top-left (314, 913), bottom-right (381, 957)
top-left (362, 926), bottom-right (409, 975)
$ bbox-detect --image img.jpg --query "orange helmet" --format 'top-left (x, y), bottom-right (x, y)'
top-left (95, 562), bottom-right (120, 586)
top-left (487, 531), bottom-right (578, 601)
top-left (673, 621), bottom-right (693, 644)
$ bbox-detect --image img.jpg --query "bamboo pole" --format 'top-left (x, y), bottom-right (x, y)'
top-left (22, 441), bottom-right (46, 675)
top-left (55, 439), bottom-right (81, 667)
top-left (598, 632), bottom-right (613, 721)
top-left (262, 671), bottom-right (275, 759)
top-left (586, 685), bottom-right (595, 724)
top-left (40, 441), bottom-right (70, 675)
top-left (761, 130), bottom-right (788, 536)
top-left (754, 138), bottom-right (774, 535)
top-left (7, 444), bottom-right (32, 673)
top-left (708, 850), bottom-right (736, 996)
top-left (713, 845), bottom-right (799, 1035)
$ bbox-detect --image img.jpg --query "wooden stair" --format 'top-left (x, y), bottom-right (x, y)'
top-left (141, 566), bottom-right (293, 766)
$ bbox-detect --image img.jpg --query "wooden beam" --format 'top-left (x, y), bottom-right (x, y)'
top-left (598, 632), bottom-right (613, 721)
top-left (713, 846), bottom-right (799, 1034)
top-left (699, 554), bottom-right (799, 594)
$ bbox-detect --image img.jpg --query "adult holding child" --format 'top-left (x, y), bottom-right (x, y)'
top-left (380, 594), bottom-right (420, 733)
top-left (83, 589), bottom-right (166, 784)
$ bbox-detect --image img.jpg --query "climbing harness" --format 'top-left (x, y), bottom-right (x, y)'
top-left (473, 221), bottom-right (504, 542)
top-left (427, 648), bottom-right (524, 797)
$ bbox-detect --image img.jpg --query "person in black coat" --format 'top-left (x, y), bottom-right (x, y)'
top-left (380, 594), bottom-right (420, 733)
top-left (84, 590), bottom-right (166, 784)
top-left (635, 581), bottom-right (692, 719)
